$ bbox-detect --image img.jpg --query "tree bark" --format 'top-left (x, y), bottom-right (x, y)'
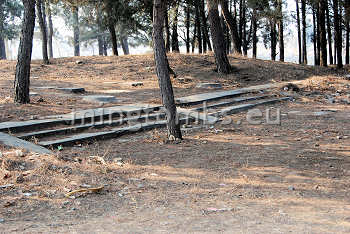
top-left (36, 0), bottom-right (49, 64)
top-left (153, 0), bottom-right (182, 140)
top-left (207, 0), bottom-right (231, 74)
top-left (252, 9), bottom-right (257, 59)
top-left (319, 0), bottom-right (327, 67)
top-left (312, 7), bottom-right (318, 65)
top-left (14, 0), bottom-right (36, 104)
top-left (186, 0), bottom-right (191, 53)
top-left (0, 37), bottom-right (6, 60)
top-left (195, 0), bottom-right (202, 53)
top-left (165, 9), bottom-right (171, 52)
top-left (301, 0), bottom-right (307, 64)
top-left (171, 1), bottom-right (180, 53)
top-left (277, 0), bottom-right (284, 62)
top-left (334, 0), bottom-right (343, 68)
top-left (220, 0), bottom-right (241, 54)
top-left (72, 6), bottom-right (80, 56)
top-left (121, 37), bottom-right (130, 55)
top-left (345, 0), bottom-right (350, 65)
top-left (46, 0), bottom-right (54, 59)
top-left (326, 1), bottom-right (333, 65)
top-left (270, 19), bottom-right (277, 61)
top-left (296, 0), bottom-right (302, 64)
top-left (200, 0), bottom-right (212, 52)
top-left (103, 36), bottom-right (108, 56)
top-left (108, 23), bottom-right (119, 56)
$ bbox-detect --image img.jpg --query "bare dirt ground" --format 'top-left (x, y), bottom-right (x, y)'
top-left (1, 54), bottom-right (350, 233)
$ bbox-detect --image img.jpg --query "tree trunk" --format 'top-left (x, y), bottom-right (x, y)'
top-left (345, 0), bottom-right (350, 65)
top-left (201, 0), bottom-right (212, 51)
top-left (301, 0), bottom-right (307, 64)
top-left (326, 1), bottom-right (333, 65)
top-left (252, 9), bottom-right (257, 59)
top-left (241, 0), bottom-right (247, 56)
top-left (207, 0), bottom-right (231, 74)
top-left (334, 0), bottom-right (343, 68)
top-left (152, 0), bottom-right (182, 140)
top-left (296, 0), bottom-right (302, 64)
top-left (220, 0), bottom-right (241, 54)
top-left (195, 0), bottom-right (202, 54)
top-left (14, 0), bottom-right (36, 104)
top-left (277, 0), bottom-right (284, 62)
top-left (36, 0), bottom-right (49, 64)
top-left (96, 7), bottom-right (104, 56)
top-left (165, 8), bottom-right (171, 52)
top-left (0, 37), bottom-right (6, 60)
top-left (270, 19), bottom-right (277, 61)
top-left (312, 7), bottom-right (318, 65)
top-left (98, 36), bottom-right (104, 56)
top-left (103, 36), bottom-right (108, 56)
top-left (186, 0), bottom-right (191, 53)
top-left (171, 1), bottom-right (180, 53)
top-left (319, 0), bottom-right (327, 67)
top-left (315, 4), bottom-right (321, 66)
top-left (192, 21), bottom-right (197, 53)
top-left (72, 6), bottom-right (80, 56)
top-left (121, 37), bottom-right (130, 55)
top-left (108, 23), bottom-right (119, 56)
top-left (46, 0), bottom-right (54, 59)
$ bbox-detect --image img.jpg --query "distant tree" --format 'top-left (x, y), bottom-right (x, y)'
top-left (319, 0), bottom-right (327, 67)
top-left (207, 0), bottom-right (232, 74)
top-left (333, 0), bottom-right (343, 68)
top-left (36, 0), bottom-right (50, 64)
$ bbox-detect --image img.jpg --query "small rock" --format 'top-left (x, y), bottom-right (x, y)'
top-left (137, 184), bottom-right (145, 189)
top-left (37, 98), bottom-right (44, 103)
top-left (288, 186), bottom-right (295, 191)
top-left (337, 136), bottom-right (343, 140)
top-left (16, 175), bottom-right (24, 184)
top-left (131, 82), bottom-right (144, 87)
top-left (75, 60), bottom-right (84, 65)
top-left (273, 134), bottom-right (280, 138)
top-left (71, 207), bottom-right (77, 211)
top-left (0, 218), bottom-right (4, 223)
top-left (22, 193), bottom-right (32, 197)
top-left (196, 83), bottom-right (223, 90)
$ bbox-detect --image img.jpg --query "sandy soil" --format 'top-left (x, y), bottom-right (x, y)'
top-left (0, 54), bottom-right (350, 233)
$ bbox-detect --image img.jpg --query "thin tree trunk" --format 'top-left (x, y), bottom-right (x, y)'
top-left (108, 23), bottom-right (119, 56)
top-left (334, 0), bottom-right (343, 68)
top-left (312, 7), bottom-right (318, 65)
top-left (171, 1), bottom-right (180, 53)
top-left (46, 0), bottom-right (54, 58)
top-left (153, 0), bottom-right (182, 140)
top-left (0, 37), bottom-right (6, 60)
top-left (96, 7), bottom-right (104, 56)
top-left (277, 0), bottom-right (284, 62)
top-left (72, 6), bottom-right (80, 56)
top-left (242, 0), bottom-right (247, 56)
top-left (319, 0), bottom-right (327, 67)
top-left (195, 0), bottom-right (202, 53)
top-left (315, 4), bottom-right (321, 66)
top-left (220, 0), bottom-right (241, 54)
top-left (36, 0), bottom-right (49, 64)
top-left (301, 0), bottom-right (307, 64)
top-left (296, 0), bottom-right (302, 64)
top-left (186, 0), bottom-right (191, 53)
top-left (326, 1), bottom-right (333, 65)
top-left (165, 9), bottom-right (171, 52)
top-left (252, 9), bottom-right (257, 59)
top-left (200, 0), bottom-right (210, 53)
top-left (14, 0), bottom-right (36, 104)
top-left (103, 36), bottom-right (108, 56)
top-left (192, 21), bottom-right (197, 53)
top-left (121, 37), bottom-right (130, 55)
top-left (270, 19), bottom-right (277, 61)
top-left (207, 0), bottom-right (231, 74)
top-left (345, 0), bottom-right (350, 64)
top-left (97, 36), bottom-right (104, 56)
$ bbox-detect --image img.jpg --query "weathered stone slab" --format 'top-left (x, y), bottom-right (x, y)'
top-left (97, 89), bottom-right (131, 94)
top-left (0, 104), bottom-right (161, 133)
top-left (17, 112), bottom-right (166, 140)
top-left (195, 83), bottom-right (223, 89)
top-left (33, 86), bottom-right (56, 90)
top-left (176, 83), bottom-right (283, 106)
top-left (177, 108), bottom-right (219, 125)
top-left (29, 92), bottom-right (39, 97)
top-left (219, 97), bottom-right (291, 116)
top-left (83, 95), bottom-right (118, 104)
top-left (192, 95), bottom-right (271, 112)
top-left (57, 87), bottom-right (85, 93)
top-left (0, 132), bottom-right (52, 154)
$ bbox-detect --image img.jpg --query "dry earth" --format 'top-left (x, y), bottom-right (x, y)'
top-left (0, 54), bottom-right (350, 233)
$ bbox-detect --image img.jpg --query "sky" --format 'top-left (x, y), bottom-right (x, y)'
top-left (5, 0), bottom-right (344, 65)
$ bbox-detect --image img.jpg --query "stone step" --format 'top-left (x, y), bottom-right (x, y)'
top-left (191, 95), bottom-right (272, 112)
top-left (0, 104), bottom-right (161, 133)
top-left (39, 119), bottom-right (187, 148)
top-left (0, 132), bottom-right (52, 155)
top-left (176, 83), bottom-right (281, 106)
top-left (17, 112), bottom-right (166, 140)
top-left (217, 97), bottom-right (291, 116)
